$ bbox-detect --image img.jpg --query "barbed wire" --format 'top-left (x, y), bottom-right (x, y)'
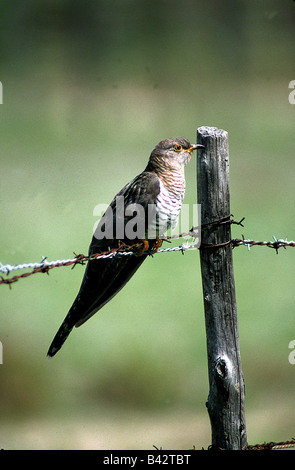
top-left (232, 235), bottom-right (295, 252)
top-left (1, 215), bottom-right (294, 287)
top-left (0, 240), bottom-right (201, 287)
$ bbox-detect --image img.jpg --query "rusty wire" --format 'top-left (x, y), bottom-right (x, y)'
top-left (0, 240), bottom-right (200, 287)
top-left (1, 214), bottom-right (295, 287)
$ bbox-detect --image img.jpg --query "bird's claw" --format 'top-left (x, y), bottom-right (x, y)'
top-left (137, 239), bottom-right (150, 256)
top-left (135, 238), bottom-right (162, 256)
top-left (151, 237), bottom-right (163, 253)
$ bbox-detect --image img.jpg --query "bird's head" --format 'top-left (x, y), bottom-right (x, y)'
top-left (146, 137), bottom-right (203, 173)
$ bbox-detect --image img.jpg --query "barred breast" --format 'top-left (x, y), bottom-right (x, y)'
top-left (147, 178), bottom-right (185, 238)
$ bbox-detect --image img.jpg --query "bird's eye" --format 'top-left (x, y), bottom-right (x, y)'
top-left (173, 144), bottom-right (182, 152)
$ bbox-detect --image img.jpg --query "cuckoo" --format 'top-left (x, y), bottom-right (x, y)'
top-left (47, 137), bottom-right (203, 357)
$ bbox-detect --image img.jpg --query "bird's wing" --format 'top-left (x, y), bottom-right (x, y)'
top-left (72, 171), bottom-right (161, 327)
top-left (47, 172), bottom-right (160, 356)
top-left (92, 171), bottom-right (160, 249)
top-left (64, 171), bottom-right (161, 325)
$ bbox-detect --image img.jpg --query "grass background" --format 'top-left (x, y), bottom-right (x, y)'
top-left (0, 0), bottom-right (295, 449)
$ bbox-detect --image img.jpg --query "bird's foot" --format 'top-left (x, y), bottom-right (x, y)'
top-left (151, 237), bottom-right (163, 253)
top-left (134, 238), bottom-right (163, 256)
top-left (137, 239), bottom-right (150, 256)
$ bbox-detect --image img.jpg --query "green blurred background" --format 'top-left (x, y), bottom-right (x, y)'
top-left (0, 0), bottom-right (295, 450)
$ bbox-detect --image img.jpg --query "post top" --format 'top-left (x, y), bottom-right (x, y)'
top-left (197, 126), bottom-right (228, 138)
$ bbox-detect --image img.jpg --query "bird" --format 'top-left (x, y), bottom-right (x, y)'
top-left (47, 137), bottom-right (203, 357)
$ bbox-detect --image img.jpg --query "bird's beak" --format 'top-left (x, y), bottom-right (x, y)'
top-left (185, 144), bottom-right (205, 152)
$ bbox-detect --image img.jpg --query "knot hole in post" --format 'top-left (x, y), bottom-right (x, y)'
top-left (213, 356), bottom-right (233, 396)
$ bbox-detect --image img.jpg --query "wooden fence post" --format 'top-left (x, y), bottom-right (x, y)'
top-left (196, 126), bottom-right (247, 450)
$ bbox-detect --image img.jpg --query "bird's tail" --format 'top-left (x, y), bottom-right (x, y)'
top-left (47, 316), bottom-right (74, 358)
